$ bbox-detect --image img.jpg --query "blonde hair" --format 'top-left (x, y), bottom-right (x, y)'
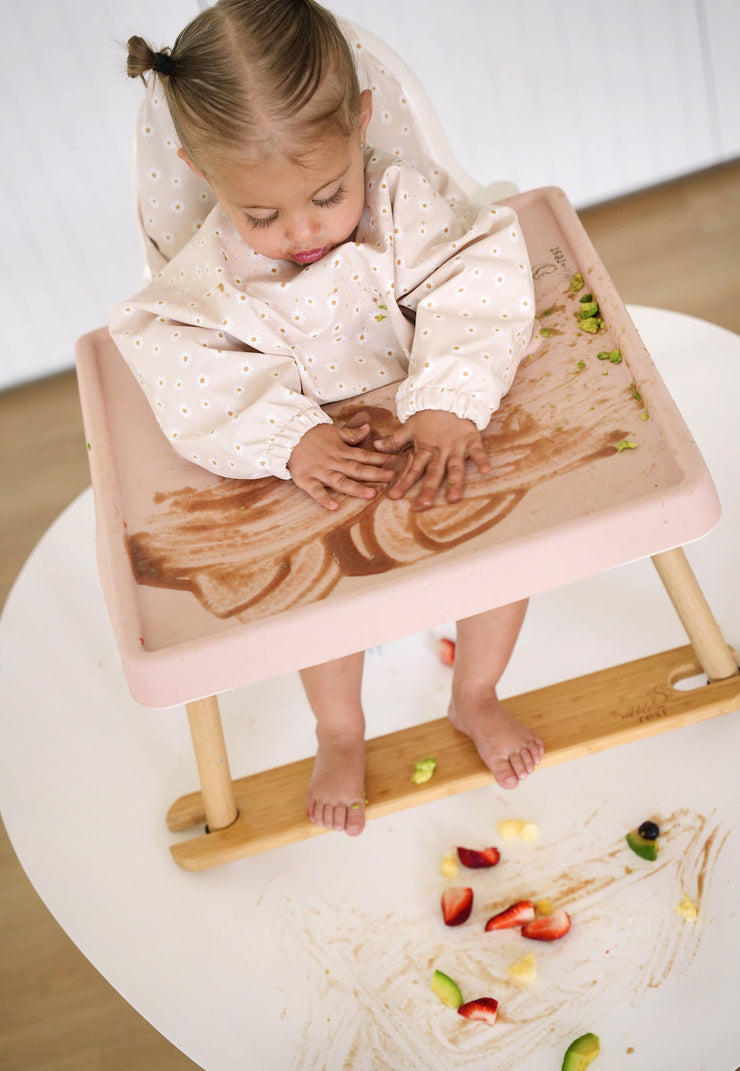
top-left (126, 0), bottom-right (362, 171)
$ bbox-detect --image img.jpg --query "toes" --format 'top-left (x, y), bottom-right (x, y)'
top-left (529, 736), bottom-right (545, 764)
top-left (492, 759), bottom-right (519, 790)
top-left (345, 799), bottom-right (366, 837)
top-left (307, 798), bottom-right (366, 835)
top-left (495, 744), bottom-right (542, 789)
top-left (519, 746), bottom-right (537, 775)
top-left (508, 751), bottom-right (527, 781)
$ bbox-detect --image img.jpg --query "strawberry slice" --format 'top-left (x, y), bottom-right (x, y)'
top-left (457, 997), bottom-right (499, 1024)
top-left (437, 637), bottom-right (456, 666)
top-left (484, 899), bottom-right (536, 931)
top-left (457, 845), bottom-right (501, 869)
top-left (441, 886), bottom-right (474, 926)
top-left (521, 909), bottom-right (571, 941)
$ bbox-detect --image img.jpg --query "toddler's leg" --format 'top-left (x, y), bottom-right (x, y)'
top-left (448, 600), bottom-right (544, 789)
top-left (300, 652), bottom-right (367, 836)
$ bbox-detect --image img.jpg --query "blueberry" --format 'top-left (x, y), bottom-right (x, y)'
top-left (638, 820), bottom-right (660, 840)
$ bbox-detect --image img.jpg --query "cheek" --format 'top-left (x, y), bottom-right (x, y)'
top-left (338, 186), bottom-right (366, 236)
top-left (233, 220), bottom-right (279, 257)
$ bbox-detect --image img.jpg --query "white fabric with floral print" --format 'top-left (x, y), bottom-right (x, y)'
top-left (111, 147), bottom-right (534, 480)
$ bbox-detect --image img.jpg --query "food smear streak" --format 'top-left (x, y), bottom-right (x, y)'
top-left (125, 266), bottom-right (658, 624)
top-left (281, 807), bottom-right (726, 1071)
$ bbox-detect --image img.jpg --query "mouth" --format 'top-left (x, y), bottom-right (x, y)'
top-left (290, 247), bottom-right (329, 266)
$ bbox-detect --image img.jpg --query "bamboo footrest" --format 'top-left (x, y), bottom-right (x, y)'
top-left (167, 645), bottom-right (740, 871)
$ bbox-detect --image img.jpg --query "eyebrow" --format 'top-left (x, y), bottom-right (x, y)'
top-left (238, 167), bottom-right (349, 212)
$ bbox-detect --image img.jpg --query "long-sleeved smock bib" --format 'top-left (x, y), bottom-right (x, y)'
top-left (109, 148), bottom-right (535, 480)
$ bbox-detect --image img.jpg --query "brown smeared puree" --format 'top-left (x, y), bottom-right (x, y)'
top-left (125, 275), bottom-right (646, 621)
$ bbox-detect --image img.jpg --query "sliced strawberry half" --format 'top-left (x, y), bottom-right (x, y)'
top-left (457, 997), bottom-right (499, 1024)
top-left (484, 899), bottom-right (536, 931)
top-left (437, 637), bottom-right (456, 666)
top-left (441, 886), bottom-right (474, 926)
top-left (457, 845), bottom-right (501, 869)
top-left (521, 909), bottom-right (571, 941)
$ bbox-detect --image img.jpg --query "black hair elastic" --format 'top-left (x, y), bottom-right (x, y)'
top-left (153, 52), bottom-right (174, 76)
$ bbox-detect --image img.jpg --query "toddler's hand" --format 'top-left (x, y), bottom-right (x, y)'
top-left (287, 422), bottom-right (395, 510)
top-left (374, 410), bottom-right (490, 510)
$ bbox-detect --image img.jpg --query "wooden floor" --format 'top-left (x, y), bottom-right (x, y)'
top-left (0, 159), bottom-right (738, 1070)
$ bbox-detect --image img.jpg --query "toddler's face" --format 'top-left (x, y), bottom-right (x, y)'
top-left (197, 94), bottom-right (372, 265)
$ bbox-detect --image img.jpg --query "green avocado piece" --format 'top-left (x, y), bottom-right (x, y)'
top-left (431, 969), bottom-right (464, 1008)
top-left (569, 272), bottom-right (584, 292)
top-left (410, 757), bottom-right (436, 784)
top-left (562, 1032), bottom-right (600, 1070)
top-left (626, 828), bottom-right (658, 860)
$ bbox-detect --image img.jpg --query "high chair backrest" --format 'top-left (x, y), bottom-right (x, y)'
top-left (132, 18), bottom-right (517, 279)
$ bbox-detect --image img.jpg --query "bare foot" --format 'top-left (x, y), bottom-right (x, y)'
top-left (307, 728), bottom-right (367, 836)
top-left (448, 691), bottom-right (544, 789)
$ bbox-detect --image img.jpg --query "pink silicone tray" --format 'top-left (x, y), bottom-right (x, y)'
top-left (76, 187), bottom-right (720, 707)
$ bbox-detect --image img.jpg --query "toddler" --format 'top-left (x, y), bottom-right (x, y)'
top-left (112, 0), bottom-right (544, 836)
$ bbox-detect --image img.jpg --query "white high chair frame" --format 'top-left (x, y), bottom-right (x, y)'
top-left (77, 20), bottom-right (739, 871)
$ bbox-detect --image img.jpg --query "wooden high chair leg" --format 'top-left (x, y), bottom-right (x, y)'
top-left (651, 547), bottom-right (738, 681)
top-left (185, 696), bottom-right (238, 831)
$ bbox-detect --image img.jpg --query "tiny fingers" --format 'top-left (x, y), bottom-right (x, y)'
top-left (387, 449), bottom-right (431, 499)
top-left (468, 437), bottom-right (492, 474)
top-left (331, 472), bottom-right (378, 499)
top-left (302, 479), bottom-right (341, 510)
top-left (443, 454), bottom-right (466, 503)
top-left (373, 433), bottom-right (407, 454)
top-left (338, 422), bottom-right (371, 445)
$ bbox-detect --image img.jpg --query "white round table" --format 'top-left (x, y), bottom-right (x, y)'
top-left (2, 308), bottom-right (739, 1070)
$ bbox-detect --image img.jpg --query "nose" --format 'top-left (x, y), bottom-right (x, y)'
top-left (284, 210), bottom-right (321, 244)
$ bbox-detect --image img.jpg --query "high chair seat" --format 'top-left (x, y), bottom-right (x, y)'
top-left (77, 20), bottom-right (738, 869)
top-left (76, 183), bottom-right (739, 869)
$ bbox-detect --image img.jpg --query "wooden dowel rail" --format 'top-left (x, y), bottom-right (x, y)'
top-left (651, 547), bottom-right (738, 681)
top-left (185, 696), bottom-right (238, 832)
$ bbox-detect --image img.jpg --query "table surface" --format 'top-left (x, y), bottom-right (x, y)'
top-left (3, 307), bottom-right (740, 1070)
top-left (76, 189), bottom-right (720, 707)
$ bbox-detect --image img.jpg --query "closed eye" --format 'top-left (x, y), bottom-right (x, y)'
top-left (244, 184), bottom-right (346, 229)
top-left (315, 185), bottom-right (346, 209)
top-left (245, 212), bottom-right (278, 230)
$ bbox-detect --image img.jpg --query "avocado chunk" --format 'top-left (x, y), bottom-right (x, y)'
top-left (562, 1032), bottom-right (600, 1069)
top-left (626, 828), bottom-right (658, 860)
top-left (431, 969), bottom-right (464, 1008)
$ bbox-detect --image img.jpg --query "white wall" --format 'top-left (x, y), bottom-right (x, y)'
top-left (1, 0), bottom-right (738, 390)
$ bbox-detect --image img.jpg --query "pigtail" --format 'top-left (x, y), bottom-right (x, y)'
top-left (126, 35), bottom-right (175, 82)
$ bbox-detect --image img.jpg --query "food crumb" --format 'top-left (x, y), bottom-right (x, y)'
top-left (440, 851), bottom-right (460, 879)
top-left (497, 818), bottom-right (539, 841)
top-left (615, 440), bottom-right (637, 452)
top-left (506, 953), bottom-right (538, 983)
top-left (675, 893), bottom-right (698, 921)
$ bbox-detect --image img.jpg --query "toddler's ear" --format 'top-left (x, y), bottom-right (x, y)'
top-left (359, 88), bottom-right (373, 142)
top-left (177, 146), bottom-right (206, 179)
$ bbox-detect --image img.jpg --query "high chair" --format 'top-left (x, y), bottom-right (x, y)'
top-left (76, 20), bottom-right (739, 871)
